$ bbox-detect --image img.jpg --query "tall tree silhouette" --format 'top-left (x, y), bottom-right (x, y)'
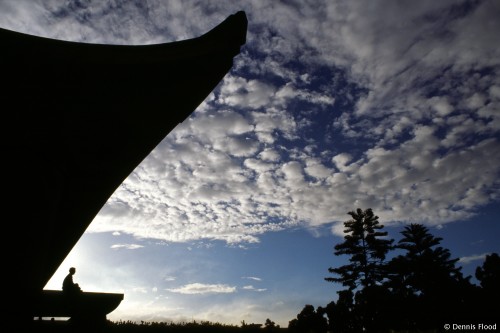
top-left (386, 223), bottom-right (470, 329)
top-left (475, 252), bottom-right (500, 321)
top-left (476, 252), bottom-right (500, 293)
top-left (387, 224), bottom-right (463, 294)
top-left (325, 208), bottom-right (393, 290)
top-left (325, 208), bottom-right (393, 332)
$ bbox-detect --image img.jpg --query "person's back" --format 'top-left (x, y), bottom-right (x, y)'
top-left (62, 267), bottom-right (81, 294)
top-left (62, 272), bottom-right (74, 292)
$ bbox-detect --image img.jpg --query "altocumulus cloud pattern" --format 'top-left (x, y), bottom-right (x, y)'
top-left (2, 0), bottom-right (499, 244)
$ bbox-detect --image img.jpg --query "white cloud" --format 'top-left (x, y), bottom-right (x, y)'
top-left (490, 86), bottom-right (500, 99)
top-left (167, 283), bottom-right (236, 295)
top-left (131, 287), bottom-right (149, 294)
top-left (332, 153), bottom-right (353, 172)
top-left (251, 108), bottom-right (299, 144)
top-left (219, 76), bottom-right (277, 109)
top-left (111, 244), bottom-right (144, 250)
top-left (242, 276), bottom-right (262, 282)
top-left (90, 124), bottom-right (499, 239)
top-left (242, 285), bottom-right (267, 292)
top-left (430, 96), bottom-right (454, 117)
top-left (275, 83), bottom-right (335, 107)
top-left (304, 159), bottom-right (332, 180)
top-left (258, 149), bottom-right (281, 162)
top-left (465, 93), bottom-right (486, 110)
top-left (4, 1), bottom-right (499, 243)
top-left (459, 253), bottom-right (490, 265)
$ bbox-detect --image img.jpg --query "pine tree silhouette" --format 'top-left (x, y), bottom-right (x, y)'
top-left (325, 208), bottom-right (393, 290)
top-left (386, 224), bottom-right (471, 329)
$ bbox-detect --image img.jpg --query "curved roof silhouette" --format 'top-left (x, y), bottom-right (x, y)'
top-left (1, 11), bottom-right (247, 317)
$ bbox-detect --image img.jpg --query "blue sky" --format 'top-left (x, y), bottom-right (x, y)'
top-left (1, 0), bottom-right (499, 327)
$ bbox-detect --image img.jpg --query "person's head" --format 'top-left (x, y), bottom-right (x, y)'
top-left (69, 267), bottom-right (76, 275)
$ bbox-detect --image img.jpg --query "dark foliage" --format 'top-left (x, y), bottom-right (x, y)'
top-left (476, 252), bottom-right (500, 292)
top-left (264, 318), bottom-right (281, 332)
top-left (29, 319), bottom-right (286, 333)
top-left (322, 291), bottom-right (359, 333)
top-left (384, 223), bottom-right (474, 329)
top-left (288, 305), bottom-right (327, 333)
top-left (475, 252), bottom-right (500, 321)
top-left (324, 208), bottom-right (394, 331)
top-left (325, 208), bottom-right (394, 290)
top-left (291, 208), bottom-right (500, 333)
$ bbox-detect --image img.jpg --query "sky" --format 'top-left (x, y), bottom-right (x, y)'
top-left (1, 0), bottom-right (500, 327)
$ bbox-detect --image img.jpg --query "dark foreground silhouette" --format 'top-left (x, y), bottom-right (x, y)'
top-left (28, 318), bottom-right (285, 333)
top-left (289, 208), bottom-right (500, 333)
top-left (62, 267), bottom-right (82, 295)
top-left (30, 266), bottom-right (123, 327)
top-left (32, 290), bottom-right (123, 327)
top-left (1, 10), bottom-right (247, 323)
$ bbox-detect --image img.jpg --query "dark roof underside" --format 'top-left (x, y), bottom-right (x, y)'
top-left (1, 11), bottom-right (247, 305)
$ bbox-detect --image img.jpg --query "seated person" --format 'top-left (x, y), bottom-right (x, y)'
top-left (62, 267), bottom-right (82, 294)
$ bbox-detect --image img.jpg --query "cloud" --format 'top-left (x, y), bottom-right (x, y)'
top-left (3, 1), bottom-right (499, 242)
top-left (0, 0), bottom-right (234, 45)
top-left (219, 76), bottom-right (277, 109)
top-left (109, 295), bottom-right (293, 327)
top-left (242, 285), bottom-right (267, 292)
top-left (275, 83), bottom-right (335, 107)
top-left (131, 287), bottom-right (149, 294)
top-left (111, 244), bottom-right (144, 250)
top-left (91, 113), bottom-right (499, 240)
top-left (332, 153), bottom-right (353, 172)
top-left (259, 149), bottom-right (281, 162)
top-left (242, 277), bottom-right (262, 282)
top-left (459, 253), bottom-right (490, 265)
top-left (167, 283), bottom-right (237, 295)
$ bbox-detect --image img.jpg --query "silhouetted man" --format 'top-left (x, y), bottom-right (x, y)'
top-left (62, 267), bottom-right (82, 294)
